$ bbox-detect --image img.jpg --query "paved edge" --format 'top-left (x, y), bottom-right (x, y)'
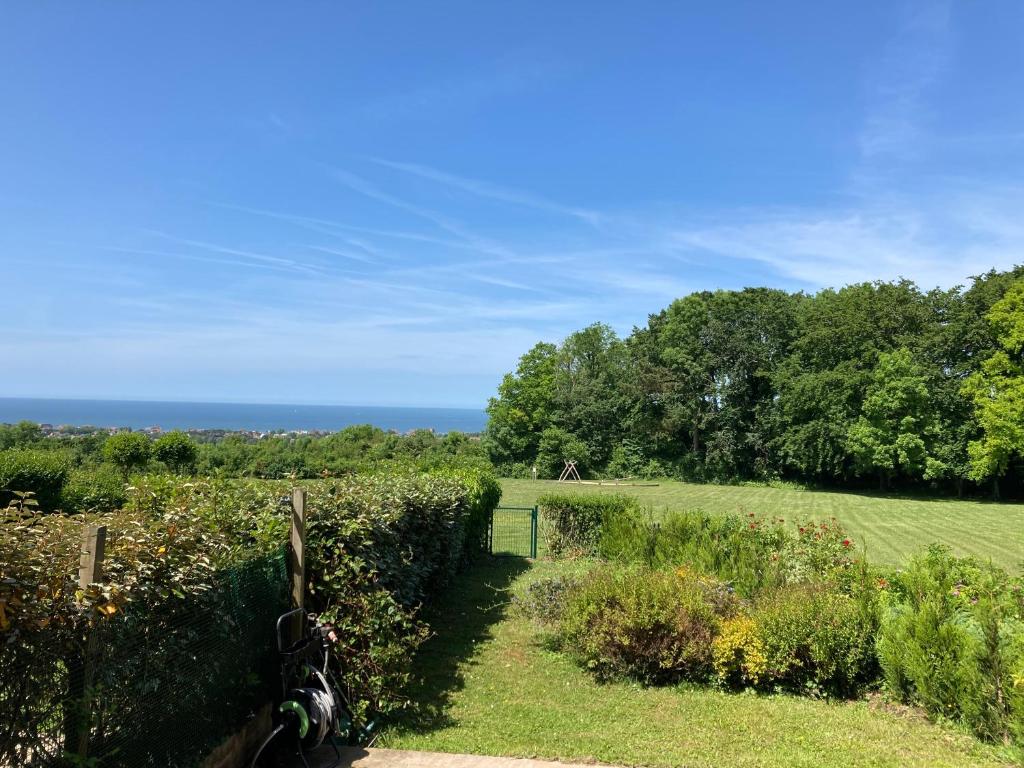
top-left (306, 746), bottom-right (622, 768)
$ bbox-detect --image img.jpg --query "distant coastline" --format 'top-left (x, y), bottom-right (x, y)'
top-left (0, 397), bottom-right (487, 434)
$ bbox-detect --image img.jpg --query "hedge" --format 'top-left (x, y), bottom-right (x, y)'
top-left (0, 448), bottom-right (71, 511)
top-left (537, 492), bottom-right (638, 556)
top-left (0, 468), bottom-right (501, 765)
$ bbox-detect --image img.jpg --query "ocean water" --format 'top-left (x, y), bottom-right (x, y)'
top-left (0, 398), bottom-right (488, 434)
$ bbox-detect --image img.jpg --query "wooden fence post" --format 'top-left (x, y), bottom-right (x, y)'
top-left (289, 488), bottom-right (306, 640)
top-left (72, 524), bottom-right (107, 760)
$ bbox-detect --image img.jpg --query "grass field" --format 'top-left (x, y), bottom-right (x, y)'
top-left (385, 558), bottom-right (1014, 767)
top-left (499, 478), bottom-right (1024, 570)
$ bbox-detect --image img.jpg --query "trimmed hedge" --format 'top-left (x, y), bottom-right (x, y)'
top-left (1, 468), bottom-right (502, 765)
top-left (0, 448), bottom-right (71, 511)
top-left (537, 492), bottom-right (637, 556)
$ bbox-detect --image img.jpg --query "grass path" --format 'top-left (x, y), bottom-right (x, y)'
top-left (500, 479), bottom-right (1024, 570)
top-left (384, 558), bottom-right (1013, 767)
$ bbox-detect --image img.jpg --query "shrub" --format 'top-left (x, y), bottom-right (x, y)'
top-left (536, 427), bottom-right (590, 479)
top-left (153, 430), bottom-right (199, 474)
top-left (1, 468), bottom-right (501, 762)
top-left (61, 464), bottom-right (128, 512)
top-left (0, 448), bottom-right (71, 510)
top-left (103, 431), bottom-right (152, 476)
top-left (302, 471), bottom-right (499, 717)
top-left (559, 565), bottom-right (733, 684)
top-left (753, 584), bottom-right (876, 696)
top-left (514, 574), bottom-right (579, 624)
top-left (432, 465), bottom-right (502, 562)
top-left (539, 492), bottom-right (637, 557)
top-left (876, 545), bottom-right (1024, 741)
top-left (597, 508), bottom-right (859, 597)
top-left (712, 615), bottom-right (768, 687)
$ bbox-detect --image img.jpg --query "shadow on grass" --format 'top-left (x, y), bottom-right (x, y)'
top-left (393, 555), bottom-right (531, 735)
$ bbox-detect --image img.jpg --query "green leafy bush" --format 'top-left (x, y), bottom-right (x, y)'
top-left (538, 492), bottom-right (637, 557)
top-left (60, 464), bottom-right (127, 512)
top-left (103, 431), bottom-right (153, 476)
top-left (558, 565), bottom-right (734, 684)
top-left (153, 430), bottom-right (199, 473)
top-left (752, 584), bottom-right (876, 696)
top-left (301, 470), bottom-right (500, 718)
top-left (0, 448), bottom-right (71, 510)
top-left (1, 467), bottom-right (501, 764)
top-left (597, 507), bottom-right (857, 597)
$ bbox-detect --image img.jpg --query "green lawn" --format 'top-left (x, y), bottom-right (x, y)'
top-left (385, 558), bottom-right (1014, 767)
top-left (500, 478), bottom-right (1024, 570)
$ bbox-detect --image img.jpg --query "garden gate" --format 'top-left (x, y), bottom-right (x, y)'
top-left (488, 506), bottom-right (538, 558)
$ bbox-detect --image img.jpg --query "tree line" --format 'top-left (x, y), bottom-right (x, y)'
top-left (0, 422), bottom-right (487, 492)
top-left (484, 267), bottom-right (1024, 498)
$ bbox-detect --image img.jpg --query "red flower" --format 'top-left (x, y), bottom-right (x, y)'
top-left (842, 539), bottom-right (851, 548)
top-left (799, 527), bottom-right (805, 533)
top-left (749, 522), bottom-right (757, 530)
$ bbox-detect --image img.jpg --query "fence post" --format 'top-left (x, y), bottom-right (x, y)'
top-left (289, 488), bottom-right (306, 638)
top-left (530, 506), bottom-right (538, 559)
top-left (71, 524), bottom-right (107, 760)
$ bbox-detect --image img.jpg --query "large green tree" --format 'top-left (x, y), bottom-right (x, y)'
top-left (551, 323), bottom-right (629, 471)
top-left (483, 342), bottom-right (558, 471)
top-left (963, 280), bottom-right (1024, 498)
top-left (846, 348), bottom-right (942, 490)
top-left (773, 280), bottom-right (933, 482)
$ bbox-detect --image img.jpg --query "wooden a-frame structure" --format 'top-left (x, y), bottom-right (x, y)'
top-left (558, 459), bottom-right (582, 483)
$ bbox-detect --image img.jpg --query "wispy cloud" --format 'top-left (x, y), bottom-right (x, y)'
top-left (143, 230), bottom-right (326, 276)
top-left (858, 2), bottom-right (952, 162)
top-left (368, 157), bottom-right (603, 226)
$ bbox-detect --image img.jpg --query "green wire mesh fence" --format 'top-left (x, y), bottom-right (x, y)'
top-left (2, 548), bottom-right (289, 768)
top-left (488, 506), bottom-right (537, 558)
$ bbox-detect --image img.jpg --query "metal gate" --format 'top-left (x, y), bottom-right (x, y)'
top-left (488, 506), bottom-right (538, 558)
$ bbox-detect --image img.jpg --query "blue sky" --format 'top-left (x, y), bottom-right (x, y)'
top-left (2, 2), bottom-right (1023, 408)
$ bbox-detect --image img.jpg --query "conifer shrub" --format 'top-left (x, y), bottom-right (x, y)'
top-left (876, 545), bottom-right (1024, 742)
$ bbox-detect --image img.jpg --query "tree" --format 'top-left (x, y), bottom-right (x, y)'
top-left (773, 281), bottom-right (934, 483)
top-left (102, 431), bottom-right (152, 477)
top-left (535, 427), bottom-right (591, 479)
top-left (153, 431), bottom-right (198, 474)
top-left (629, 289), bottom-right (800, 481)
top-left (846, 348), bottom-right (941, 491)
top-left (484, 342), bottom-right (558, 470)
top-left (551, 323), bottom-right (629, 470)
top-left (963, 281), bottom-right (1024, 498)
top-left (0, 421), bottom-right (43, 450)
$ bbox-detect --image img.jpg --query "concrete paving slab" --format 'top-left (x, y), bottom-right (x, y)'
top-left (300, 746), bottom-right (620, 768)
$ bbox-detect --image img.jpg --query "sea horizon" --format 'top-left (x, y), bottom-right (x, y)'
top-left (0, 397), bottom-right (488, 434)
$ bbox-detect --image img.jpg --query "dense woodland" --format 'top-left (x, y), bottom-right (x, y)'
top-left (485, 267), bottom-right (1024, 498)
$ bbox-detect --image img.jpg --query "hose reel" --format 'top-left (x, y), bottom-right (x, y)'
top-left (248, 609), bottom-right (367, 768)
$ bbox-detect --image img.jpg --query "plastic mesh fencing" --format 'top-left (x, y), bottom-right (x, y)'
top-left (2, 548), bottom-right (288, 768)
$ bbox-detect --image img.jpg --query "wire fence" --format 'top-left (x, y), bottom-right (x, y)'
top-left (2, 548), bottom-right (289, 768)
top-left (488, 506), bottom-right (537, 558)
